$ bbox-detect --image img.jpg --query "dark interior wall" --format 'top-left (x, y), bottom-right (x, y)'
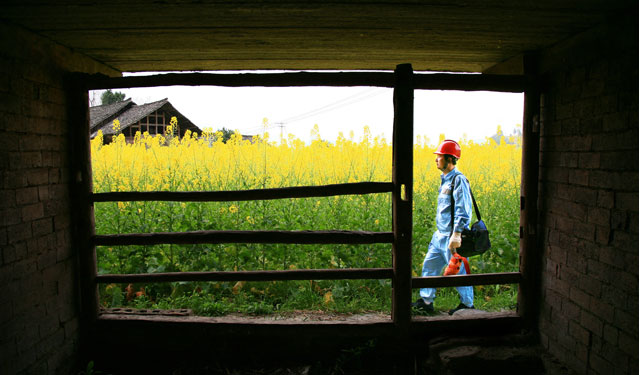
top-left (537, 15), bottom-right (638, 375)
top-left (0, 23), bottom-right (117, 374)
top-left (1, 10), bottom-right (637, 375)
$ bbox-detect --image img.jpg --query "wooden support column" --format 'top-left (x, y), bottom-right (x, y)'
top-left (517, 55), bottom-right (541, 330)
top-left (67, 74), bottom-right (99, 326)
top-left (391, 64), bottom-right (414, 331)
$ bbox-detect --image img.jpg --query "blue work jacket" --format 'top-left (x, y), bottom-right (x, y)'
top-left (435, 168), bottom-right (473, 234)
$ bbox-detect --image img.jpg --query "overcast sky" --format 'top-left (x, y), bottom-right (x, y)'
top-left (90, 72), bottom-right (524, 145)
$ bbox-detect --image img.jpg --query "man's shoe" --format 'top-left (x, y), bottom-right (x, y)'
top-left (411, 299), bottom-right (435, 314)
top-left (448, 302), bottom-right (474, 315)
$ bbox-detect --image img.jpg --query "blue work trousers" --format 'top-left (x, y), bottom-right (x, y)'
top-left (419, 231), bottom-right (474, 307)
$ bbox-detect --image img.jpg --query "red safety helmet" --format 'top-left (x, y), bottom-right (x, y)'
top-left (434, 139), bottom-right (461, 159)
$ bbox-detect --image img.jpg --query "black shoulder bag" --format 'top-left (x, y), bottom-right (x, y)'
top-left (450, 175), bottom-right (491, 257)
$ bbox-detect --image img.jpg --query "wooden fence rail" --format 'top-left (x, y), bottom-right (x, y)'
top-left (91, 182), bottom-right (393, 202)
top-left (411, 272), bottom-right (522, 288)
top-left (96, 268), bottom-right (394, 283)
top-left (93, 230), bottom-right (395, 246)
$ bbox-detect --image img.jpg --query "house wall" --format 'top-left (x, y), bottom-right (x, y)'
top-left (537, 15), bottom-right (638, 374)
top-left (0, 22), bottom-right (118, 374)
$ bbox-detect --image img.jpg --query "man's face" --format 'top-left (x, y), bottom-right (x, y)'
top-left (435, 154), bottom-right (448, 171)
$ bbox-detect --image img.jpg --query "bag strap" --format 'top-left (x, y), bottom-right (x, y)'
top-left (449, 174), bottom-right (483, 234)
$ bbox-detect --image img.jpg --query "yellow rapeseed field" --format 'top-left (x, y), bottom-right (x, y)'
top-left (92, 120), bottom-right (522, 314)
top-left (92, 124), bottom-right (520, 197)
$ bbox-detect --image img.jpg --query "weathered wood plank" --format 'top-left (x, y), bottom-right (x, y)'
top-left (391, 63), bottom-right (413, 331)
top-left (93, 230), bottom-right (395, 246)
top-left (413, 72), bottom-right (527, 92)
top-left (96, 267), bottom-right (394, 283)
top-left (6, 3), bottom-right (609, 35)
top-left (517, 54), bottom-right (541, 328)
top-left (86, 71), bottom-right (395, 89)
top-left (85, 71), bottom-right (525, 92)
top-left (411, 272), bottom-right (522, 288)
top-left (45, 29), bottom-right (557, 55)
top-left (67, 75), bottom-right (99, 324)
top-left (91, 182), bottom-right (393, 202)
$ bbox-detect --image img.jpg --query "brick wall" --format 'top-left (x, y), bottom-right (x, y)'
top-left (0, 22), bottom-right (117, 374)
top-left (537, 17), bottom-right (638, 375)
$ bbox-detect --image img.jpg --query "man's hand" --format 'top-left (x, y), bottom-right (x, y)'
top-left (448, 232), bottom-right (462, 251)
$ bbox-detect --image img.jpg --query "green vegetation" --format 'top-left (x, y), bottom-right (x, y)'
top-left (92, 129), bottom-right (520, 316)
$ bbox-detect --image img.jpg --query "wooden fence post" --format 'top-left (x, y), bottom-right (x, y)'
top-left (391, 63), bottom-right (414, 332)
top-left (518, 54), bottom-right (542, 330)
top-left (391, 63), bottom-right (415, 374)
top-left (67, 74), bottom-right (99, 326)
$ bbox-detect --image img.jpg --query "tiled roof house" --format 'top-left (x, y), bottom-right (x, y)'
top-left (89, 98), bottom-right (202, 142)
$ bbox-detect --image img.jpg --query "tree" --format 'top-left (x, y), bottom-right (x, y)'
top-left (101, 89), bottom-right (126, 105)
top-left (216, 127), bottom-right (234, 143)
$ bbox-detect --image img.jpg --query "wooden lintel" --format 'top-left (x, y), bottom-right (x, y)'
top-left (85, 71), bottom-right (395, 89)
top-left (83, 71), bottom-right (525, 92)
top-left (413, 72), bottom-right (527, 92)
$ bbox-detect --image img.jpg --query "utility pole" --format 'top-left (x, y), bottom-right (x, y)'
top-left (274, 122), bottom-right (285, 141)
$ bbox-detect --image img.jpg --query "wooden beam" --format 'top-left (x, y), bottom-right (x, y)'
top-left (391, 64), bottom-right (414, 334)
top-left (517, 54), bottom-right (542, 329)
top-left (96, 268), bottom-right (394, 284)
top-left (84, 71), bottom-right (525, 92)
top-left (413, 73), bottom-right (527, 92)
top-left (66, 75), bottom-right (99, 326)
top-left (411, 272), bottom-right (522, 288)
top-left (93, 230), bottom-right (394, 246)
top-left (91, 182), bottom-right (393, 202)
top-left (85, 71), bottom-right (395, 89)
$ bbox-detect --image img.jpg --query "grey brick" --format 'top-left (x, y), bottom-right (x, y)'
top-left (15, 187), bottom-right (38, 205)
top-left (580, 310), bottom-right (604, 335)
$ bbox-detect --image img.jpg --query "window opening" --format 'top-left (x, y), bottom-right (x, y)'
top-left (79, 68), bottom-right (529, 327)
top-left (411, 90), bottom-right (523, 315)
top-left (88, 82), bottom-right (396, 317)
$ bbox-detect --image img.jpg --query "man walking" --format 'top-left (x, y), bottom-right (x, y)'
top-left (412, 139), bottom-right (475, 315)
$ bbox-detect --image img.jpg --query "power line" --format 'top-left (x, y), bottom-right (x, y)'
top-left (237, 88), bottom-right (388, 134)
top-left (278, 88), bottom-right (385, 124)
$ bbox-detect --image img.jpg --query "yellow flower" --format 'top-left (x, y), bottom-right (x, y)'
top-left (323, 291), bottom-right (333, 305)
top-left (229, 205), bottom-right (238, 214)
top-left (246, 216), bottom-right (255, 224)
top-left (232, 281), bottom-right (244, 295)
